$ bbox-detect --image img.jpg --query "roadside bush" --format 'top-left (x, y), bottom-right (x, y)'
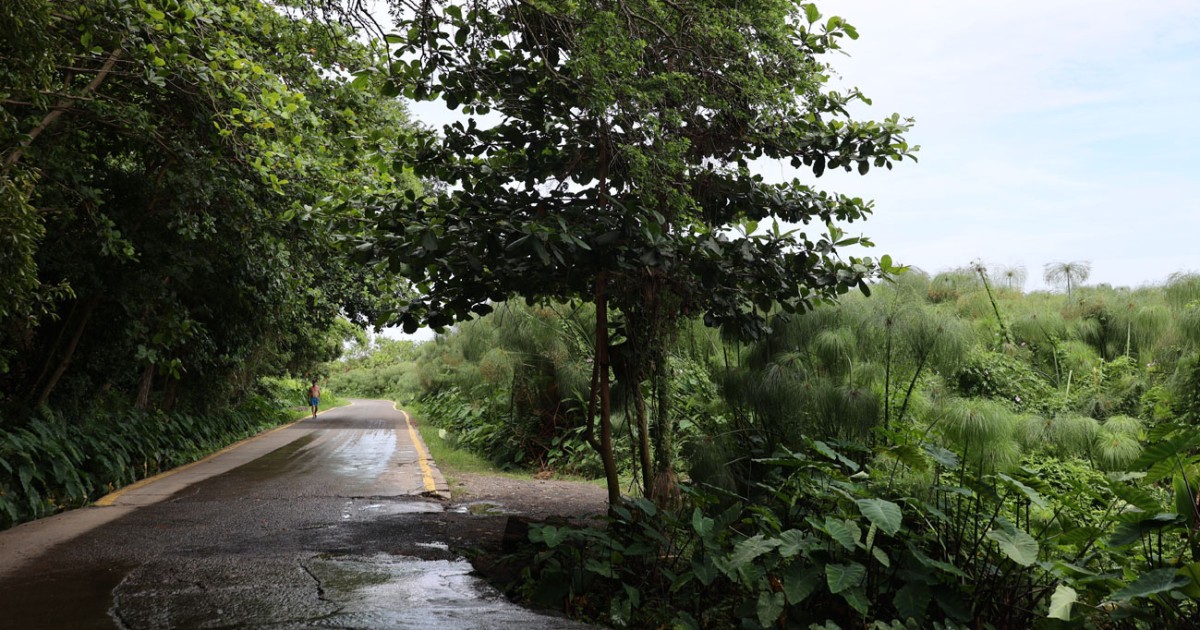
top-left (502, 435), bottom-right (1200, 628)
top-left (0, 398), bottom-right (290, 529)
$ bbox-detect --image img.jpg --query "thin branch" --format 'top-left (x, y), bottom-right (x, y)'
top-left (4, 47), bottom-right (124, 172)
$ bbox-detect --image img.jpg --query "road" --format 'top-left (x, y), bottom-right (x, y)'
top-left (0, 400), bottom-right (591, 629)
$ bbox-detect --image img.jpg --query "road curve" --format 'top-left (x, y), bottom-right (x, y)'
top-left (0, 400), bottom-right (591, 629)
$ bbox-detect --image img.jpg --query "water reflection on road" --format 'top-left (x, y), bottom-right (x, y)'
top-left (302, 553), bottom-right (593, 630)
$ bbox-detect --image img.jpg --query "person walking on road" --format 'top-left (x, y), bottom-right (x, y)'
top-left (308, 380), bottom-right (321, 418)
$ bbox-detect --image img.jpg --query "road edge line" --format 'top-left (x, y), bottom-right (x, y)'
top-left (397, 406), bottom-right (440, 495)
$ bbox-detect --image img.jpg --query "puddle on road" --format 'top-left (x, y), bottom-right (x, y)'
top-left (451, 501), bottom-right (508, 516)
top-left (0, 563), bottom-right (133, 630)
top-left (341, 498), bottom-right (444, 521)
top-left (331, 430), bottom-right (398, 480)
top-left (306, 553), bottom-right (592, 629)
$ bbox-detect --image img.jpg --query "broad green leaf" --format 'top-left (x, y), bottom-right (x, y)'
top-left (1109, 513), bottom-right (1182, 547)
top-left (824, 517), bottom-right (860, 550)
top-left (855, 498), bottom-right (902, 536)
top-left (883, 442), bottom-right (928, 471)
top-left (910, 547), bottom-right (969, 579)
top-left (692, 557), bottom-right (719, 586)
top-left (777, 529), bottom-right (807, 558)
top-left (1178, 562), bottom-right (1200, 598)
top-left (924, 444), bottom-right (960, 468)
top-left (840, 586), bottom-right (869, 615)
top-left (782, 564), bottom-right (821, 605)
top-left (756, 591), bottom-right (785, 628)
top-left (1109, 481), bottom-right (1163, 513)
top-left (1111, 568), bottom-right (1191, 601)
top-left (997, 473), bottom-right (1047, 509)
top-left (692, 508), bottom-right (713, 537)
top-left (987, 527), bottom-right (1038, 566)
top-left (826, 562), bottom-right (865, 594)
top-left (812, 440), bottom-right (859, 470)
top-left (1047, 584), bottom-right (1077, 621)
top-left (1134, 433), bottom-right (1200, 481)
top-left (535, 525), bottom-right (566, 548)
top-left (894, 582), bottom-right (929, 621)
top-left (584, 558), bottom-right (614, 578)
top-left (725, 535), bottom-right (780, 577)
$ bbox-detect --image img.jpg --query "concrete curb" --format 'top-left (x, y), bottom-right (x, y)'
top-left (395, 405), bottom-right (452, 500)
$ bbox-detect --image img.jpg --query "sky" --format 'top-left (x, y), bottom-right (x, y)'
top-left (807, 0), bottom-right (1200, 290)
top-left (383, 0), bottom-right (1200, 342)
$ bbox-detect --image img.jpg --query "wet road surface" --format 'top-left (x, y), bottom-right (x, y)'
top-left (0, 400), bottom-right (592, 629)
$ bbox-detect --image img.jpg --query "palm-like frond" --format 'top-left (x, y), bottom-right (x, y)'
top-left (1043, 261), bottom-right (1092, 298)
top-left (1102, 415), bottom-right (1143, 439)
top-left (1094, 429), bottom-right (1142, 471)
top-left (1048, 414), bottom-right (1100, 457)
top-left (940, 397), bottom-right (1018, 447)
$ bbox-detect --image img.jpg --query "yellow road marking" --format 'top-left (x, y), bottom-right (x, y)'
top-left (397, 406), bottom-right (438, 493)
top-left (94, 402), bottom-right (347, 507)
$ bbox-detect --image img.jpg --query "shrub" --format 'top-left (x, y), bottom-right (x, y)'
top-left (0, 399), bottom-right (289, 529)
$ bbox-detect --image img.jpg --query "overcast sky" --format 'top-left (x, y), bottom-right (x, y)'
top-left (396, 0), bottom-right (1199, 296)
top-left (806, 0), bottom-right (1200, 290)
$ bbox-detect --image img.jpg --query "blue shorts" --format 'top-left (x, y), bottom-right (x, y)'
top-left (310, 397), bottom-right (320, 406)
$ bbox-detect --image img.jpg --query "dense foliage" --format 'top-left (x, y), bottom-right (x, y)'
top-left (339, 270), bottom-right (1200, 627)
top-left (1, 0), bottom-right (413, 526)
top-left (0, 394), bottom-right (295, 529)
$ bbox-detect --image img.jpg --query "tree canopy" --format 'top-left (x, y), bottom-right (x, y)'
top-left (0, 0), bottom-right (415, 413)
top-left (364, 0), bottom-right (915, 502)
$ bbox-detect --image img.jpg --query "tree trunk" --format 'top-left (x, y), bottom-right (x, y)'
top-left (161, 377), bottom-right (179, 411)
top-left (593, 273), bottom-right (621, 507)
top-left (635, 384), bottom-right (652, 498)
top-left (135, 362), bottom-right (155, 410)
top-left (34, 297), bottom-right (98, 407)
top-left (650, 354), bottom-right (680, 508)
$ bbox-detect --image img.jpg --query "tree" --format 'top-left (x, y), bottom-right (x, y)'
top-left (369, 0), bottom-right (914, 505)
top-left (0, 0), bottom-right (414, 414)
top-left (1044, 261), bottom-right (1092, 300)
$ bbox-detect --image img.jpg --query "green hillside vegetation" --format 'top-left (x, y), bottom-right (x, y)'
top-left (332, 269), bottom-right (1200, 628)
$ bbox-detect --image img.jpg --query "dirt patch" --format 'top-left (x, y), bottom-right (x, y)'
top-left (429, 471), bottom-right (609, 608)
top-left (448, 471), bottom-right (609, 521)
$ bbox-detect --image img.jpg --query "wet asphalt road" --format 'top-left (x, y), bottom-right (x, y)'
top-left (0, 400), bottom-right (591, 629)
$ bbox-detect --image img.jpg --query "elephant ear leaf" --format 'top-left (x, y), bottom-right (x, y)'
top-left (986, 526), bottom-right (1038, 566)
top-left (1110, 568), bottom-right (1190, 601)
top-left (855, 498), bottom-right (902, 536)
top-left (1047, 584), bottom-right (1077, 621)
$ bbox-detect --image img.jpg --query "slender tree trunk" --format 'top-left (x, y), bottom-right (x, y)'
top-left (4, 48), bottom-right (123, 173)
top-left (883, 313), bottom-right (894, 429)
top-left (650, 352), bottom-right (680, 508)
top-left (162, 377), bottom-right (178, 411)
top-left (635, 384), bottom-right (652, 497)
top-left (976, 265), bottom-right (1012, 345)
top-left (135, 363), bottom-right (155, 410)
top-left (28, 299), bottom-right (82, 398)
top-left (592, 273), bottom-right (621, 507)
top-left (34, 297), bottom-right (99, 407)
